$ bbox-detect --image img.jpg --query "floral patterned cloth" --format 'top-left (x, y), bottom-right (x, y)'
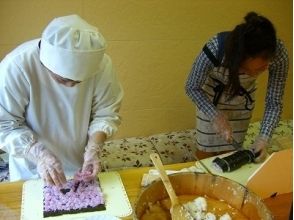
top-left (101, 119), bottom-right (292, 171)
top-left (101, 137), bottom-right (156, 171)
top-left (243, 119), bottom-right (293, 153)
top-left (0, 120), bottom-right (292, 181)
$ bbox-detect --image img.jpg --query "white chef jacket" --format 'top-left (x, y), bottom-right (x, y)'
top-left (0, 39), bottom-right (123, 181)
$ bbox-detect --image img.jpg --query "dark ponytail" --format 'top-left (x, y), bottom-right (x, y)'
top-left (223, 12), bottom-right (277, 97)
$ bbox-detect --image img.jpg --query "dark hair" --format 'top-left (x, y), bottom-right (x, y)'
top-left (223, 12), bottom-right (277, 97)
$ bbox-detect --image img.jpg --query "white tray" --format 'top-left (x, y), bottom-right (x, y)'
top-left (21, 171), bottom-right (132, 220)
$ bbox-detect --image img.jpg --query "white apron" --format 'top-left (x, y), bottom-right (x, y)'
top-left (196, 67), bottom-right (257, 152)
top-left (0, 40), bottom-right (123, 181)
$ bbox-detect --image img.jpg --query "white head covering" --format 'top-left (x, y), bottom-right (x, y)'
top-left (40, 14), bottom-right (106, 81)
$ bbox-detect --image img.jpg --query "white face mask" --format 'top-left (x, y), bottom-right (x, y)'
top-left (49, 71), bottom-right (81, 87)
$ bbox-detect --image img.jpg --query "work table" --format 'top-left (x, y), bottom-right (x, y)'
top-left (0, 161), bottom-right (292, 220)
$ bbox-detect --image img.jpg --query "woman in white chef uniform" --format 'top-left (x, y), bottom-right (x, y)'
top-left (185, 12), bottom-right (288, 161)
top-left (0, 15), bottom-right (123, 187)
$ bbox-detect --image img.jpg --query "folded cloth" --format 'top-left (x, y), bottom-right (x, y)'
top-left (141, 165), bottom-right (205, 187)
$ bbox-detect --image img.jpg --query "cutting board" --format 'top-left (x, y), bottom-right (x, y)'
top-left (197, 149), bottom-right (293, 199)
top-left (195, 152), bottom-right (262, 185)
top-left (21, 171), bottom-right (132, 220)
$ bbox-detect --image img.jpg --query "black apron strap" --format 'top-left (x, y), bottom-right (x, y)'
top-left (239, 87), bottom-right (254, 110)
top-left (216, 31), bottom-right (229, 62)
top-left (202, 31), bottom-right (230, 67)
top-left (202, 45), bottom-right (220, 67)
top-left (211, 78), bottom-right (225, 106)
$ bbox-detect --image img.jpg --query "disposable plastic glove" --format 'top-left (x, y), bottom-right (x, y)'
top-left (249, 135), bottom-right (269, 163)
top-left (81, 140), bottom-right (103, 182)
top-left (26, 143), bottom-right (66, 187)
top-left (212, 112), bottom-right (233, 143)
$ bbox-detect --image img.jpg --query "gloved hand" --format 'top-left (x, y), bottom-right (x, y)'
top-left (26, 142), bottom-right (66, 187)
top-left (212, 112), bottom-right (232, 143)
top-left (81, 140), bottom-right (103, 182)
top-left (249, 135), bottom-right (269, 163)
